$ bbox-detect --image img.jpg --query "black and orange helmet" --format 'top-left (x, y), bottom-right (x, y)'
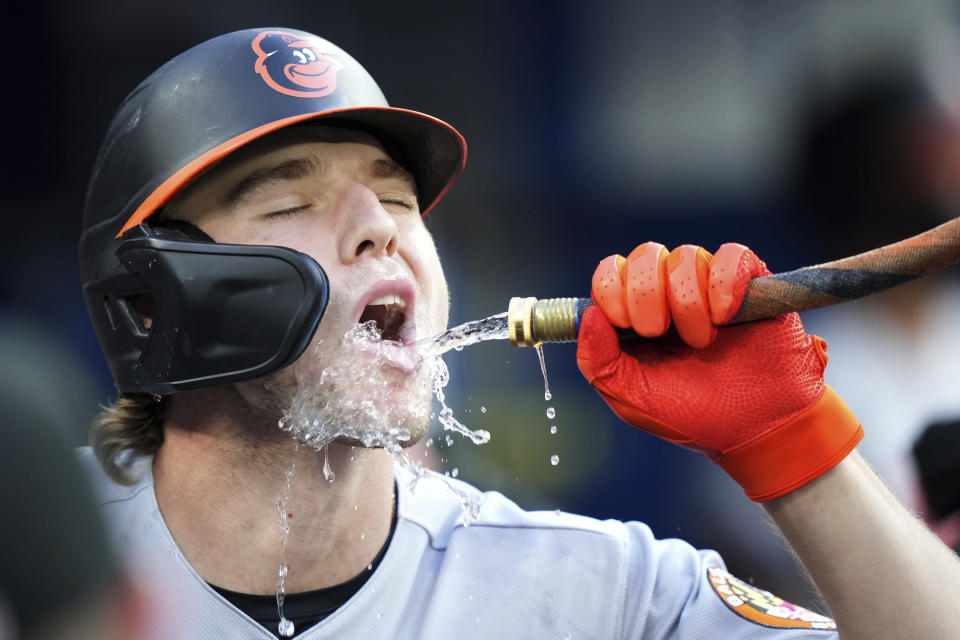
top-left (79, 28), bottom-right (466, 396)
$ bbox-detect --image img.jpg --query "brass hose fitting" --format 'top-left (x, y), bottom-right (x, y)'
top-left (507, 297), bottom-right (589, 347)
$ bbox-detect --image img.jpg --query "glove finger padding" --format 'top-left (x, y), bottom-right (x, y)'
top-left (578, 243), bottom-right (864, 502)
top-left (592, 242), bottom-right (767, 348)
top-left (665, 245), bottom-right (715, 348)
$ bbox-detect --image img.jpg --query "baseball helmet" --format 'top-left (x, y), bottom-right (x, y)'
top-left (79, 27), bottom-right (467, 396)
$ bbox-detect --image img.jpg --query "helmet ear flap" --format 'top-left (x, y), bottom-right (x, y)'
top-left (89, 224), bottom-right (330, 395)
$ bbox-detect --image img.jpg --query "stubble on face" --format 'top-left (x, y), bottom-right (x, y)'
top-left (238, 318), bottom-right (437, 454)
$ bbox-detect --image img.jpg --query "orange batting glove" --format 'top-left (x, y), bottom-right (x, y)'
top-left (576, 242), bottom-right (864, 502)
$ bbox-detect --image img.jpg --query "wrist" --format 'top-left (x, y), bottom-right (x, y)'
top-left (717, 386), bottom-right (864, 502)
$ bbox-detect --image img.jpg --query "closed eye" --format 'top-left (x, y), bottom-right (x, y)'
top-left (264, 204), bottom-right (310, 219)
top-left (379, 194), bottom-right (417, 210)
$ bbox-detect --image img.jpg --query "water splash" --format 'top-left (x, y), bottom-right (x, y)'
top-left (393, 447), bottom-right (484, 524)
top-left (432, 357), bottom-right (491, 445)
top-left (277, 321), bottom-right (432, 462)
top-left (275, 321), bottom-right (489, 527)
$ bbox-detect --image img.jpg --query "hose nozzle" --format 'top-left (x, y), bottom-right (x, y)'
top-left (508, 297), bottom-right (588, 347)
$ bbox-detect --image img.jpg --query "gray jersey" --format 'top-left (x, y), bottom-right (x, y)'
top-left (77, 447), bottom-right (837, 639)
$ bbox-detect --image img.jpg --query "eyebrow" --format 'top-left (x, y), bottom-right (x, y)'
top-left (222, 156), bottom-right (322, 207)
top-left (365, 158), bottom-right (418, 198)
top-left (222, 154), bottom-right (418, 208)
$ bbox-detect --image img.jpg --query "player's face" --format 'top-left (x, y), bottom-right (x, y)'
top-left (166, 125), bottom-right (449, 446)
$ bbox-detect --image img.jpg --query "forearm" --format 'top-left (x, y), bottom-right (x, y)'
top-left (765, 450), bottom-right (960, 640)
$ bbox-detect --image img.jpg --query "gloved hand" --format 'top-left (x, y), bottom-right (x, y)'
top-left (577, 242), bottom-right (864, 501)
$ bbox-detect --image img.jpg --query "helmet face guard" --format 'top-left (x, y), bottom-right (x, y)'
top-left (86, 224), bottom-right (329, 395)
top-left (79, 28), bottom-right (465, 395)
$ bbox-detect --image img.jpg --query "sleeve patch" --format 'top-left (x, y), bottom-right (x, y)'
top-left (707, 568), bottom-right (836, 631)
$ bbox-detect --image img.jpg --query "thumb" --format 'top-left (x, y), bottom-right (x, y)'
top-left (576, 304), bottom-right (623, 384)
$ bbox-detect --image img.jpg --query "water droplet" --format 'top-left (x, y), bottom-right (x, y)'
top-left (278, 618), bottom-right (295, 637)
top-left (361, 533), bottom-right (366, 542)
top-left (550, 454), bottom-right (559, 466)
top-left (535, 344), bottom-right (552, 403)
top-left (480, 406), bottom-right (486, 414)
top-left (425, 438), bottom-right (434, 447)
top-left (152, 394), bottom-right (162, 403)
top-left (377, 611), bottom-right (383, 620)
top-left (451, 467), bottom-right (459, 478)
top-left (455, 552), bottom-right (461, 559)
top-left (546, 407), bottom-right (556, 419)
top-left (445, 435), bottom-right (454, 447)
top-left (354, 504), bottom-right (359, 511)
top-left (278, 564), bottom-right (288, 577)
top-left (549, 425), bottom-right (557, 434)
top-left (367, 563), bottom-right (373, 571)
top-left (322, 444), bottom-right (335, 483)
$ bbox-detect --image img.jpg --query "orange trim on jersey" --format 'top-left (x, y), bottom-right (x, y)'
top-left (115, 107), bottom-right (467, 237)
top-left (717, 385), bottom-right (863, 502)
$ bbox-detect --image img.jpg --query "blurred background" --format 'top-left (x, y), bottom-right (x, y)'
top-left (5, 0), bottom-right (960, 616)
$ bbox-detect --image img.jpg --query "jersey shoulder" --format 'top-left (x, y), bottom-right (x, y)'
top-left (75, 445), bottom-right (154, 507)
top-left (394, 465), bottom-right (629, 551)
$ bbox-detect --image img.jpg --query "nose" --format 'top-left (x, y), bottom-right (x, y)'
top-left (338, 183), bottom-right (399, 263)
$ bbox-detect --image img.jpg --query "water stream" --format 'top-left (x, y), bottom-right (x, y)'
top-left (275, 443), bottom-right (299, 637)
top-left (413, 313), bottom-right (509, 357)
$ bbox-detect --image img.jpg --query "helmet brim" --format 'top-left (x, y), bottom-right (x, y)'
top-left (116, 106), bottom-right (466, 237)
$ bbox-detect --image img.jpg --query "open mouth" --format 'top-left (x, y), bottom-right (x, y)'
top-left (358, 294), bottom-right (407, 343)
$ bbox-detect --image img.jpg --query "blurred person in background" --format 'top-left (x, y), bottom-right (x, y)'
top-left (912, 417), bottom-right (960, 553)
top-left (0, 314), bottom-right (144, 639)
top-left (794, 45), bottom-right (960, 511)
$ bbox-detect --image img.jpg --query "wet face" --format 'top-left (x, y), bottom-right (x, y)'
top-left (165, 125), bottom-right (449, 447)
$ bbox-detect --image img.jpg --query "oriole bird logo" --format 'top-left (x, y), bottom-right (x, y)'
top-left (253, 30), bottom-right (345, 98)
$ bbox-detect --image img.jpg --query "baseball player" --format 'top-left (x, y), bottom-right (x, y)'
top-left (77, 28), bottom-right (960, 639)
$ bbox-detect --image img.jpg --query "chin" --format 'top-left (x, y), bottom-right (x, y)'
top-left (277, 350), bottom-right (437, 452)
top-left (330, 414), bottom-right (430, 450)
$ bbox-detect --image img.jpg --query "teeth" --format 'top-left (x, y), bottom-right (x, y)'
top-left (368, 294), bottom-right (406, 307)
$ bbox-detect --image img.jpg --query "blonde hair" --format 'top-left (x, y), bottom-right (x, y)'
top-left (90, 395), bottom-right (166, 485)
